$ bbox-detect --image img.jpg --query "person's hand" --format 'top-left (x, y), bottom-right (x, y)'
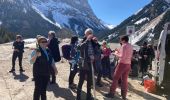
top-left (14, 49), bottom-right (19, 52)
top-left (87, 35), bottom-right (93, 41)
top-left (36, 51), bottom-right (41, 57)
top-left (115, 48), bottom-right (119, 52)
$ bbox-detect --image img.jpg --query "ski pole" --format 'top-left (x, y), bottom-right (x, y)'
top-left (91, 61), bottom-right (97, 100)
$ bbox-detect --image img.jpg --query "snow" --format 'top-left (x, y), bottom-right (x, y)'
top-left (74, 25), bottom-right (79, 34)
top-left (24, 38), bottom-right (36, 43)
top-left (23, 8), bottom-right (27, 13)
top-left (32, 5), bottom-right (61, 28)
top-left (165, 0), bottom-right (170, 3)
top-left (32, 0), bottom-right (106, 31)
top-left (52, 11), bottom-right (71, 27)
top-left (131, 11), bottom-right (165, 45)
top-left (105, 24), bottom-right (115, 29)
top-left (75, 0), bottom-right (81, 5)
top-left (108, 33), bottom-right (118, 40)
top-left (146, 33), bottom-right (155, 42)
top-left (0, 21), bottom-right (2, 25)
top-left (32, 0), bottom-right (79, 27)
top-left (134, 17), bottom-right (149, 25)
top-left (134, 8), bottom-right (143, 15)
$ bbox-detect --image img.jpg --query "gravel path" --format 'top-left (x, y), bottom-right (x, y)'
top-left (0, 43), bottom-right (167, 100)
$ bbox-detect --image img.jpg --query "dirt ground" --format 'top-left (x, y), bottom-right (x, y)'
top-left (0, 42), bottom-right (168, 100)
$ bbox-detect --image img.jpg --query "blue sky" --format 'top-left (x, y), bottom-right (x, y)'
top-left (88, 0), bottom-right (151, 25)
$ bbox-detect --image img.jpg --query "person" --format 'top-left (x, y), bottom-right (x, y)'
top-left (9, 35), bottom-right (25, 73)
top-left (147, 44), bottom-right (155, 70)
top-left (138, 42), bottom-right (150, 76)
top-left (129, 50), bottom-right (139, 77)
top-left (76, 28), bottom-right (95, 100)
top-left (31, 35), bottom-right (42, 81)
top-left (101, 40), bottom-right (112, 79)
top-left (48, 31), bottom-right (61, 84)
top-left (68, 36), bottom-right (79, 89)
top-left (92, 37), bottom-right (103, 87)
top-left (105, 35), bottom-right (133, 100)
top-left (30, 36), bottom-right (57, 100)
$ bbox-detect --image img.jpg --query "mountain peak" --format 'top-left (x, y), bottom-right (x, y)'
top-left (106, 0), bottom-right (170, 44)
top-left (0, 0), bottom-right (108, 38)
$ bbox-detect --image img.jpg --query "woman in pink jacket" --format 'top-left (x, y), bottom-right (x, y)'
top-left (105, 35), bottom-right (133, 100)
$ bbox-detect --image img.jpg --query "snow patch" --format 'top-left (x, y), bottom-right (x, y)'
top-left (23, 8), bottom-right (27, 13)
top-left (32, 0), bottom-right (79, 27)
top-left (0, 21), bottom-right (2, 25)
top-left (108, 33), bottom-right (118, 40)
top-left (24, 38), bottom-right (36, 43)
top-left (134, 8), bottom-right (143, 15)
top-left (105, 24), bottom-right (115, 29)
top-left (32, 5), bottom-right (61, 28)
top-left (135, 17), bottom-right (149, 25)
top-left (165, 0), bottom-right (170, 3)
top-left (52, 11), bottom-right (71, 27)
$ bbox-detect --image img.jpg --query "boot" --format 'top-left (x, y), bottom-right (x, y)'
top-left (121, 91), bottom-right (127, 100)
top-left (104, 92), bottom-right (115, 98)
top-left (9, 68), bottom-right (15, 73)
top-left (20, 67), bottom-right (25, 72)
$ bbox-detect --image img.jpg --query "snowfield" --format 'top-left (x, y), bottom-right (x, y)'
top-left (134, 17), bottom-right (150, 25)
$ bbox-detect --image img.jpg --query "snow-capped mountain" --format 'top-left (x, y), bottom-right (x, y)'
top-left (106, 0), bottom-right (170, 45)
top-left (32, 0), bottom-right (108, 36)
top-left (0, 0), bottom-right (108, 38)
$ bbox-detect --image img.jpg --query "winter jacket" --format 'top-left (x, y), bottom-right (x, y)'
top-left (79, 40), bottom-right (94, 70)
top-left (48, 37), bottom-right (61, 62)
top-left (33, 47), bottom-right (53, 77)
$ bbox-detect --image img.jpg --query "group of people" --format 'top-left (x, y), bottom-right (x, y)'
top-left (9, 28), bottom-right (156, 100)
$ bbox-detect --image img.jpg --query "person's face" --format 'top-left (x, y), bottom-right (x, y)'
top-left (85, 32), bottom-right (91, 37)
top-left (48, 34), bottom-right (52, 39)
top-left (16, 38), bottom-right (21, 42)
top-left (39, 39), bottom-right (48, 48)
top-left (103, 43), bottom-right (106, 47)
top-left (119, 39), bottom-right (123, 44)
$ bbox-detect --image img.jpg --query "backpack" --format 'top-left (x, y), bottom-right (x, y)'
top-left (61, 44), bottom-right (72, 60)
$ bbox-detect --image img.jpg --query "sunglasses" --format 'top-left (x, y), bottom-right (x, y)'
top-left (41, 41), bottom-right (47, 43)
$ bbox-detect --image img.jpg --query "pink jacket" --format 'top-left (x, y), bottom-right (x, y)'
top-left (114, 43), bottom-right (133, 64)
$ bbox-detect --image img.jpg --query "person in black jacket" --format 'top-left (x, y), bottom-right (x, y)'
top-left (48, 31), bottom-right (61, 84)
top-left (139, 42), bottom-right (150, 76)
top-left (76, 28), bottom-right (95, 100)
top-left (92, 37), bottom-right (103, 87)
top-left (9, 35), bottom-right (25, 73)
top-left (68, 36), bottom-right (79, 89)
top-left (30, 36), bottom-right (57, 100)
top-left (147, 44), bottom-right (155, 70)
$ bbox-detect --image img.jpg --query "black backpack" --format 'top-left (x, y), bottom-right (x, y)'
top-left (61, 44), bottom-right (72, 60)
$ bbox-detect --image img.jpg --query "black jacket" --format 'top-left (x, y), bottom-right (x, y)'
top-left (33, 47), bottom-right (53, 77)
top-left (139, 46), bottom-right (150, 61)
top-left (48, 38), bottom-right (61, 62)
top-left (13, 41), bottom-right (24, 53)
top-left (79, 40), bottom-right (94, 71)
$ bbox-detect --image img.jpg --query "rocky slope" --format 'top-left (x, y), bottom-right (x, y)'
top-left (105, 0), bottom-right (170, 45)
top-left (0, 0), bottom-right (108, 38)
